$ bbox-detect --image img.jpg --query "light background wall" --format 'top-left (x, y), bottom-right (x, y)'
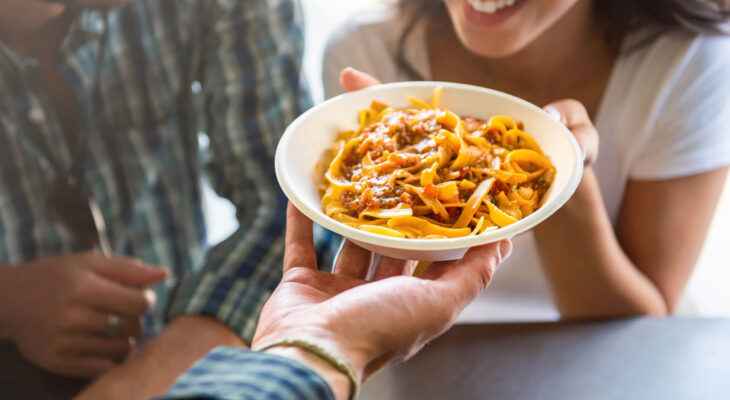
top-left (204, 0), bottom-right (730, 315)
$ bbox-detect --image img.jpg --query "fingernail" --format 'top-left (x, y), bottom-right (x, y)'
top-left (544, 106), bottom-right (562, 123)
top-left (143, 289), bottom-right (157, 308)
top-left (499, 240), bottom-right (513, 263)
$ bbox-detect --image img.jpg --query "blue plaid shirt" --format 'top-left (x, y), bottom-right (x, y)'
top-left (0, 0), bottom-right (336, 340)
top-left (164, 347), bottom-right (335, 400)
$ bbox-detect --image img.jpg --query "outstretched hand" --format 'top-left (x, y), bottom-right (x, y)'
top-left (252, 204), bottom-right (511, 382)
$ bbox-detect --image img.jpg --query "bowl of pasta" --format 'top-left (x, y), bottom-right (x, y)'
top-left (275, 82), bottom-right (583, 261)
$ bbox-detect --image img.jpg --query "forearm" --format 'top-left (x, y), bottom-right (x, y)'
top-left (533, 169), bottom-right (667, 317)
top-left (75, 315), bottom-right (244, 400)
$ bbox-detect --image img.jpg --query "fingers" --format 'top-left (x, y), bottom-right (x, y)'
top-left (284, 202), bottom-right (317, 272)
top-left (544, 99), bottom-right (599, 166)
top-left (3, 1), bottom-right (65, 32)
top-left (62, 308), bottom-right (142, 338)
top-left (373, 257), bottom-right (415, 280)
top-left (88, 253), bottom-right (168, 287)
top-left (422, 239), bottom-right (512, 303)
top-left (82, 276), bottom-right (153, 317)
top-left (340, 67), bottom-right (381, 92)
top-left (332, 240), bottom-right (373, 279)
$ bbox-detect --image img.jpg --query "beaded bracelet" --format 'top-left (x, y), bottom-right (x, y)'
top-left (256, 338), bottom-right (360, 400)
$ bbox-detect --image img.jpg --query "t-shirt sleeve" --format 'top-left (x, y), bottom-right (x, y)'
top-left (322, 8), bottom-right (403, 100)
top-left (322, 26), bottom-right (351, 100)
top-left (629, 35), bottom-right (730, 180)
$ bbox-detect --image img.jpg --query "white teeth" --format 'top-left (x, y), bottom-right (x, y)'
top-left (468, 0), bottom-right (520, 14)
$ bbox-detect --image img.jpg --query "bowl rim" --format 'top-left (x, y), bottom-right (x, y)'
top-left (275, 81), bottom-right (584, 251)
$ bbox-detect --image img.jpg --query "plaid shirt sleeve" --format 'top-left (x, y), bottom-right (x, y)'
top-left (166, 0), bottom-right (312, 343)
top-left (163, 347), bottom-right (335, 400)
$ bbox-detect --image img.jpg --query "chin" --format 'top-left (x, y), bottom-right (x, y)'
top-left (444, 0), bottom-right (580, 58)
top-left (452, 23), bottom-right (537, 58)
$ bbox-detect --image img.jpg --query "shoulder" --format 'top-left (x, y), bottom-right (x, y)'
top-left (648, 32), bottom-right (730, 115)
top-left (325, 5), bottom-right (402, 60)
top-left (323, 4), bottom-right (403, 76)
top-left (610, 30), bottom-right (730, 120)
top-left (627, 30), bottom-right (730, 87)
top-left (674, 33), bottom-right (730, 86)
top-left (322, 4), bottom-right (405, 98)
top-left (623, 32), bottom-right (730, 179)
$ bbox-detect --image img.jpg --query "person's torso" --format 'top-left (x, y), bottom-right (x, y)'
top-left (0, 2), bottom-right (206, 332)
top-left (322, 8), bottom-right (704, 321)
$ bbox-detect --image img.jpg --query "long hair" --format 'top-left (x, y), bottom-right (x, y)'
top-left (396, 0), bottom-right (730, 79)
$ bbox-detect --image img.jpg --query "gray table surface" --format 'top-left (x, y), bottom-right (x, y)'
top-left (360, 318), bottom-right (730, 400)
top-left (1, 318), bottom-right (728, 400)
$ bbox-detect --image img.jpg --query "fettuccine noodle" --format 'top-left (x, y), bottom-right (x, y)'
top-left (320, 89), bottom-right (555, 239)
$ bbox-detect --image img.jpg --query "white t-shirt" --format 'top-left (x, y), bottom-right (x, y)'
top-left (322, 7), bottom-right (730, 322)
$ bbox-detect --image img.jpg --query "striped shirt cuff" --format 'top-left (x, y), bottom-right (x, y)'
top-left (164, 347), bottom-right (335, 400)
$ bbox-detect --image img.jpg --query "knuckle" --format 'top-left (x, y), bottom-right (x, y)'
top-left (130, 295), bottom-right (149, 315)
top-left (477, 267), bottom-right (494, 292)
top-left (60, 309), bottom-right (82, 331)
top-left (564, 98), bottom-right (584, 110)
top-left (70, 280), bottom-right (93, 302)
top-left (283, 266), bottom-right (316, 283)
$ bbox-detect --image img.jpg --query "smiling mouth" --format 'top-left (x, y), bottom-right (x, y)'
top-left (467, 0), bottom-right (523, 14)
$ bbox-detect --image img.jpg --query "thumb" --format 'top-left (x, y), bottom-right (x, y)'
top-left (89, 254), bottom-right (169, 287)
top-left (340, 67), bottom-right (381, 92)
top-left (283, 202), bottom-right (317, 273)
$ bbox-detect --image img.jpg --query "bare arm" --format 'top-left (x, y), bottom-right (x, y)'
top-left (616, 168), bottom-right (728, 312)
top-left (75, 315), bottom-right (244, 400)
top-left (534, 169), bottom-right (668, 317)
top-left (535, 102), bottom-right (728, 317)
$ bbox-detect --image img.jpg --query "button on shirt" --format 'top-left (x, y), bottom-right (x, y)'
top-left (0, 0), bottom-right (336, 340)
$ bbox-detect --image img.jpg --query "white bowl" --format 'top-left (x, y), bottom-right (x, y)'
top-left (275, 82), bottom-right (583, 261)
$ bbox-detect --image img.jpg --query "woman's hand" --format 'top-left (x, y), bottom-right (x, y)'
top-left (542, 99), bottom-right (599, 166)
top-left (252, 204), bottom-right (511, 394)
top-left (0, 253), bottom-right (167, 377)
top-left (339, 67), bottom-right (381, 92)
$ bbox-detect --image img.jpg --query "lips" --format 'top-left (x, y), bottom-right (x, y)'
top-left (463, 0), bottom-right (526, 28)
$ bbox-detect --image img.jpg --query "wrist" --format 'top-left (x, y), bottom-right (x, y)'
top-left (263, 346), bottom-right (353, 400)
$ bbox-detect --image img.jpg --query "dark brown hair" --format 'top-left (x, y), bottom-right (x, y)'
top-left (396, 0), bottom-right (730, 79)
